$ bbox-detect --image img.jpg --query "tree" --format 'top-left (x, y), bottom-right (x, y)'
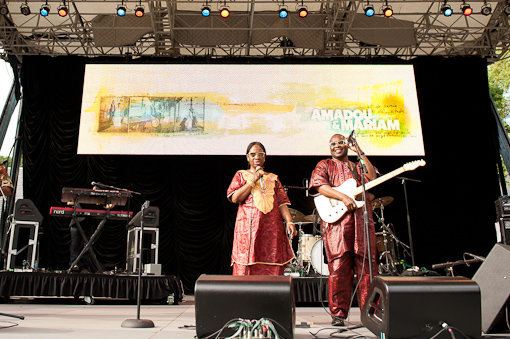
top-left (488, 53), bottom-right (510, 132)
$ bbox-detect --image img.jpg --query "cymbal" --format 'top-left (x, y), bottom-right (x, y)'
top-left (304, 214), bottom-right (321, 222)
top-left (288, 208), bottom-right (307, 222)
top-left (372, 196), bottom-right (394, 209)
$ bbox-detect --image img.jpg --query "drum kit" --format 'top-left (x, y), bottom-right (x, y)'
top-left (285, 194), bottom-right (411, 277)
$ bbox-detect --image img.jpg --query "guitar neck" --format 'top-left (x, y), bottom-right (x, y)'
top-left (352, 166), bottom-right (405, 196)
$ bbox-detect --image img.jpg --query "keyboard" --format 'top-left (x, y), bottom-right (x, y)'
top-left (49, 207), bottom-right (133, 220)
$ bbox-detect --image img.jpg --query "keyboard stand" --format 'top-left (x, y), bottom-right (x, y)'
top-left (67, 208), bottom-right (107, 273)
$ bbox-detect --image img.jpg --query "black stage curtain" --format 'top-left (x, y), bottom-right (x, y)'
top-left (20, 56), bottom-right (501, 293)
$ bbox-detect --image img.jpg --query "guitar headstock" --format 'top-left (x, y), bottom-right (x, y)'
top-left (403, 159), bottom-right (426, 171)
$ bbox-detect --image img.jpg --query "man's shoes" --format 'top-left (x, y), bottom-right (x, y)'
top-left (331, 316), bottom-right (345, 326)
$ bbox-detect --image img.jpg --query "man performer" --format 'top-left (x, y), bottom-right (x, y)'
top-left (309, 133), bottom-right (378, 326)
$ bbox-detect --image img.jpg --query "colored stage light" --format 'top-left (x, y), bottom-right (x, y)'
top-left (220, 7), bottom-right (230, 18)
top-left (505, 5), bottom-right (510, 15)
top-left (201, 5), bottom-right (211, 17)
top-left (382, 5), bottom-right (393, 17)
top-left (461, 3), bottom-right (472, 15)
top-left (298, 7), bottom-right (308, 17)
top-left (441, 3), bottom-right (452, 16)
top-left (364, 4), bottom-right (375, 16)
top-left (58, 4), bottom-right (68, 17)
top-left (40, 3), bottom-right (50, 16)
top-left (134, 4), bottom-right (144, 17)
top-left (117, 4), bottom-right (126, 16)
top-left (20, 3), bottom-right (31, 15)
top-left (480, 3), bottom-right (491, 15)
top-left (279, 7), bottom-right (288, 18)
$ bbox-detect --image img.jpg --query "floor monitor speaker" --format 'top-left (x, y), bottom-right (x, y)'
top-left (472, 243), bottom-right (510, 333)
top-left (361, 276), bottom-right (481, 339)
top-left (195, 274), bottom-right (295, 339)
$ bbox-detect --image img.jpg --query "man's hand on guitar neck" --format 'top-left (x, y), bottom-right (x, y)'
top-left (317, 185), bottom-right (357, 212)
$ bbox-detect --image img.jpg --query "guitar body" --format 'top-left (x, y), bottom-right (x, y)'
top-left (313, 159), bottom-right (426, 224)
top-left (313, 178), bottom-right (365, 223)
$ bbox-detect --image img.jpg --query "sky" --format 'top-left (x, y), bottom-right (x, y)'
top-left (0, 58), bottom-right (19, 158)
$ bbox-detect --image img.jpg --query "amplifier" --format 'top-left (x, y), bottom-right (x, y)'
top-left (495, 196), bottom-right (510, 218)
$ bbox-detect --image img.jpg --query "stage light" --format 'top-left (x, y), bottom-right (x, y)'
top-left (461, 3), bottom-right (472, 15)
top-left (134, 4), bottom-right (144, 17)
top-left (58, 4), bottom-right (68, 17)
top-left (279, 6), bottom-right (288, 18)
top-left (201, 5), bottom-right (211, 17)
top-left (220, 7), bottom-right (230, 17)
top-left (364, 4), bottom-right (375, 16)
top-left (20, 2), bottom-right (31, 15)
top-left (382, 5), bottom-right (393, 17)
top-left (0, 3), bottom-right (9, 15)
top-left (441, 3), bottom-right (452, 16)
top-left (117, 4), bottom-right (126, 16)
top-left (505, 4), bottom-right (510, 15)
top-left (40, 3), bottom-right (50, 16)
top-left (480, 3), bottom-right (491, 15)
top-left (298, 6), bottom-right (308, 17)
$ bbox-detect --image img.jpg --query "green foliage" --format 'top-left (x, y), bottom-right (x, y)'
top-left (488, 54), bottom-right (510, 127)
top-left (0, 156), bottom-right (11, 167)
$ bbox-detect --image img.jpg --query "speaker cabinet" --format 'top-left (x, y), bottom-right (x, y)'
top-left (361, 276), bottom-right (481, 339)
top-left (195, 274), bottom-right (295, 339)
top-left (472, 243), bottom-right (510, 333)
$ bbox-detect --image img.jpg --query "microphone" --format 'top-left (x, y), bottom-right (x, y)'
top-left (254, 166), bottom-right (266, 189)
top-left (91, 181), bottom-right (98, 186)
top-left (465, 253), bottom-right (486, 262)
top-left (347, 130), bottom-right (356, 145)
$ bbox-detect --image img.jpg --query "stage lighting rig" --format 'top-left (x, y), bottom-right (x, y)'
top-left (461, 2), bottom-right (472, 15)
top-left (364, 3), bottom-right (375, 16)
top-left (117, 2), bottom-right (127, 16)
top-left (220, 7), bottom-right (230, 17)
top-left (134, 2), bottom-right (144, 17)
top-left (201, 4), bottom-right (211, 16)
top-left (0, 3), bottom-right (9, 15)
top-left (40, 3), bottom-right (50, 16)
top-left (298, 6), bottom-right (308, 17)
top-left (382, 5), bottom-right (393, 17)
top-left (480, 2), bottom-right (491, 15)
top-left (58, 2), bottom-right (68, 17)
top-left (20, 2), bottom-right (31, 15)
top-left (279, 6), bottom-right (288, 18)
top-left (441, 2), bottom-right (452, 16)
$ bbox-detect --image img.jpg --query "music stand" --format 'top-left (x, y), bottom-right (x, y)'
top-left (121, 200), bottom-right (154, 328)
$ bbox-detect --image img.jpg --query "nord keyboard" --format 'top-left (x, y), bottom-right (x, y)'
top-left (49, 207), bottom-right (133, 220)
top-left (61, 187), bottom-right (132, 206)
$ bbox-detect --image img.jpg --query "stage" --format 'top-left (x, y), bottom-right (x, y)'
top-left (0, 272), bottom-right (330, 304)
top-left (0, 295), bottom-right (374, 339)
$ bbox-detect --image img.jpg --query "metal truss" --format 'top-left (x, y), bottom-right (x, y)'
top-left (0, 0), bottom-right (509, 62)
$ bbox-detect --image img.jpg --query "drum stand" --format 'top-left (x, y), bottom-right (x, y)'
top-left (285, 222), bottom-right (315, 277)
top-left (374, 204), bottom-right (410, 276)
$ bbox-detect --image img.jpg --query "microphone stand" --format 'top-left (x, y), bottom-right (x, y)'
top-left (396, 176), bottom-right (420, 269)
top-left (351, 138), bottom-right (373, 282)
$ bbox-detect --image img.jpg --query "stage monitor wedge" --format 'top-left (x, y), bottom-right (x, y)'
top-left (361, 276), bottom-right (481, 339)
top-left (472, 243), bottom-right (510, 334)
top-left (195, 274), bottom-right (295, 339)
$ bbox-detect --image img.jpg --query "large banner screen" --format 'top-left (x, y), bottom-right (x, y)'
top-left (78, 64), bottom-right (425, 156)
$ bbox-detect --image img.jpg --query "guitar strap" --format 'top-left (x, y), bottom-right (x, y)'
top-left (348, 161), bottom-right (360, 182)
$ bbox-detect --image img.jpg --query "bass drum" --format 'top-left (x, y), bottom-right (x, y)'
top-left (310, 239), bottom-right (330, 276)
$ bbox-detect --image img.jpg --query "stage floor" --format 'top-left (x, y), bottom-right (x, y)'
top-left (0, 295), bottom-right (377, 339)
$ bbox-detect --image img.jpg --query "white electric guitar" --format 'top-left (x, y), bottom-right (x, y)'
top-left (314, 160), bottom-right (426, 223)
